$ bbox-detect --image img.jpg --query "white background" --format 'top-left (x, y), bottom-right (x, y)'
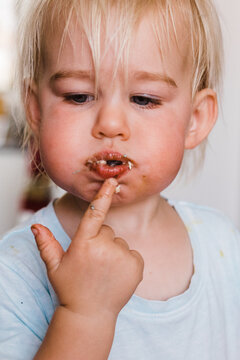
top-left (0, 0), bottom-right (240, 234)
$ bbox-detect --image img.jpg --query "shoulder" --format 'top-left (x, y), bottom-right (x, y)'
top-left (171, 200), bottom-right (240, 271)
top-left (170, 199), bottom-right (238, 233)
top-left (0, 203), bottom-right (49, 264)
top-left (0, 201), bottom-right (70, 299)
top-left (0, 201), bottom-right (70, 298)
top-left (0, 201), bottom-right (70, 257)
top-left (0, 201), bottom-right (67, 307)
top-left (0, 204), bottom-right (57, 296)
top-left (169, 199), bottom-right (240, 256)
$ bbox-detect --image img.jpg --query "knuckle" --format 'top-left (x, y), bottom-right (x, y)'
top-left (101, 192), bottom-right (112, 201)
top-left (114, 237), bottom-right (129, 249)
top-left (95, 192), bottom-right (111, 202)
top-left (100, 225), bottom-right (115, 238)
top-left (130, 250), bottom-right (145, 268)
top-left (88, 207), bottom-right (105, 220)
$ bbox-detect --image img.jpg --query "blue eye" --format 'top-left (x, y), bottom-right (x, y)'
top-left (64, 94), bottom-right (94, 104)
top-left (130, 95), bottom-right (162, 109)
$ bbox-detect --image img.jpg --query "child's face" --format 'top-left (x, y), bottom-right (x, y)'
top-left (30, 16), bottom-right (202, 204)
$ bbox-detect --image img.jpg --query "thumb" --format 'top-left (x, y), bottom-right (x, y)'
top-left (31, 224), bottom-right (64, 273)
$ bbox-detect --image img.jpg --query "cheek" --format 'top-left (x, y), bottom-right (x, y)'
top-left (146, 146), bottom-right (183, 191)
top-left (37, 107), bottom-right (88, 179)
top-left (136, 121), bottom-right (187, 192)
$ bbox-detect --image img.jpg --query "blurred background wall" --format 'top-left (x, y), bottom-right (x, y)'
top-left (163, 0), bottom-right (240, 227)
top-left (0, 0), bottom-right (29, 235)
top-left (0, 0), bottom-right (239, 235)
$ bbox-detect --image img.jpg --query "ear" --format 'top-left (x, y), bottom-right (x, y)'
top-left (25, 81), bottom-right (41, 137)
top-left (184, 88), bottom-right (218, 149)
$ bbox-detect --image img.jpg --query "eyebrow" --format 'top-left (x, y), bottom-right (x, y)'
top-left (50, 70), bottom-right (95, 84)
top-left (132, 71), bottom-right (177, 87)
top-left (50, 69), bottom-right (177, 88)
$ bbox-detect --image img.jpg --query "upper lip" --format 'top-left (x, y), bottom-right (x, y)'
top-left (85, 151), bottom-right (136, 166)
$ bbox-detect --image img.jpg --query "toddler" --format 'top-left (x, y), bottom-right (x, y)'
top-left (1, 0), bottom-right (240, 359)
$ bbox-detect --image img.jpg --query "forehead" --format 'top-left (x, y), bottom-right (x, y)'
top-left (42, 10), bottom-right (191, 82)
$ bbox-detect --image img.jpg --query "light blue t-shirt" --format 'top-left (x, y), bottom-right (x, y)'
top-left (0, 200), bottom-right (240, 359)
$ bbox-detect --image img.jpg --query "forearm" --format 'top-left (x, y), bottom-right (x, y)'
top-left (34, 306), bottom-right (117, 360)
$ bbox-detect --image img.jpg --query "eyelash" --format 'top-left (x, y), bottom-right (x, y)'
top-left (130, 95), bottom-right (162, 109)
top-left (63, 94), bottom-right (162, 109)
top-left (64, 94), bottom-right (94, 104)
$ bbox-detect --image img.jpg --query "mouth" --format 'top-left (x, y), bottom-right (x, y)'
top-left (85, 151), bottom-right (135, 179)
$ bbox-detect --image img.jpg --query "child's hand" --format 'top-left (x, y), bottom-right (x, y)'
top-left (31, 178), bottom-right (144, 318)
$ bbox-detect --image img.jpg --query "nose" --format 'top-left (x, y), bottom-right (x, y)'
top-left (92, 104), bottom-right (130, 141)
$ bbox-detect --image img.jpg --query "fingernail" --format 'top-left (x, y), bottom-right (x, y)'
top-left (31, 225), bottom-right (39, 237)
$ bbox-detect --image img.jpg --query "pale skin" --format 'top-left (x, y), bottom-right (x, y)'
top-left (27, 13), bottom-right (218, 360)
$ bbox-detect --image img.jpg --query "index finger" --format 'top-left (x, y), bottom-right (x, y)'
top-left (76, 178), bottom-right (118, 240)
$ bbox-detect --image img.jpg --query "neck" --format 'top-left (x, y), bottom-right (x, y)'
top-left (54, 192), bottom-right (167, 243)
top-left (105, 194), bottom-right (164, 239)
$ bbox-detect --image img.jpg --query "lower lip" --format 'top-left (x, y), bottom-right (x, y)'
top-left (91, 163), bottom-right (130, 179)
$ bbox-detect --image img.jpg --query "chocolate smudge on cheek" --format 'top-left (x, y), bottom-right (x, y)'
top-left (134, 175), bottom-right (150, 196)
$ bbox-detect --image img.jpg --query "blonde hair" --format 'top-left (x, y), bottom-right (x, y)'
top-left (14, 0), bottom-right (223, 171)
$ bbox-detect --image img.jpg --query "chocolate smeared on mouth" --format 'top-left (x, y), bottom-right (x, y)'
top-left (86, 154), bottom-right (134, 169)
top-left (85, 152), bottom-right (135, 179)
top-left (107, 160), bottom-right (123, 167)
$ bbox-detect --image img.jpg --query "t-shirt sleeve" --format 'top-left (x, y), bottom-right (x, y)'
top-left (0, 227), bottom-right (56, 360)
